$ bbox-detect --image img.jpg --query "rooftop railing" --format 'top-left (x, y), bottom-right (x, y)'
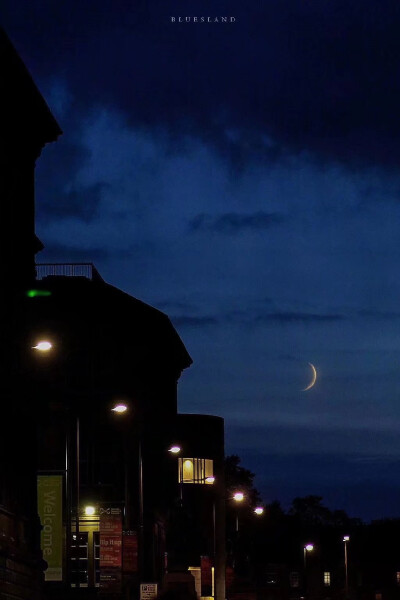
top-left (35, 263), bottom-right (104, 282)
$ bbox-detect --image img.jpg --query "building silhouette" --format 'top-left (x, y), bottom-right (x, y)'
top-left (0, 28), bottom-right (226, 600)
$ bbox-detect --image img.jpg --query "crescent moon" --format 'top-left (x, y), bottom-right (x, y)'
top-left (302, 362), bottom-right (317, 391)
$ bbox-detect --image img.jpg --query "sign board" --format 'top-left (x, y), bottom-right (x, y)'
top-left (100, 507), bottom-right (122, 568)
top-left (100, 507), bottom-right (122, 591)
top-left (140, 583), bottom-right (158, 599)
top-left (37, 475), bottom-right (63, 581)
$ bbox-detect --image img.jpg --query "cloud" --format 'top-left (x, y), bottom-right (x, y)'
top-left (189, 211), bottom-right (285, 234)
top-left (38, 242), bottom-right (109, 262)
top-left (170, 315), bottom-right (219, 328)
top-left (255, 311), bottom-right (344, 324)
top-left (358, 309), bottom-right (400, 320)
top-left (6, 0), bottom-right (400, 168)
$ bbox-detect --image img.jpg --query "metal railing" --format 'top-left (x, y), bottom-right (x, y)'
top-left (35, 263), bottom-right (104, 282)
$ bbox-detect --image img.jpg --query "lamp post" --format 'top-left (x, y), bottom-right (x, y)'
top-left (111, 402), bottom-right (144, 587)
top-left (343, 536), bottom-right (350, 599)
top-left (168, 444), bottom-right (182, 503)
top-left (303, 543), bottom-right (314, 567)
top-left (233, 492), bottom-right (244, 533)
top-left (303, 543), bottom-right (314, 599)
top-left (33, 339), bottom-right (81, 588)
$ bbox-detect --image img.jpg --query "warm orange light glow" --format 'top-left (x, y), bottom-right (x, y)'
top-left (111, 403), bottom-right (128, 413)
top-left (233, 492), bottom-right (244, 502)
top-left (33, 340), bottom-right (52, 352)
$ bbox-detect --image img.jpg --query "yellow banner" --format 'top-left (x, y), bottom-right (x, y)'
top-left (37, 475), bottom-right (63, 581)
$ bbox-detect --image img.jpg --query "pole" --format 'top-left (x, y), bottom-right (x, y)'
top-left (65, 417), bottom-right (71, 587)
top-left (344, 540), bottom-right (349, 599)
top-left (138, 438), bottom-right (144, 582)
top-left (76, 415), bottom-right (80, 588)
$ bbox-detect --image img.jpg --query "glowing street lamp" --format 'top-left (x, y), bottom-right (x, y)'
top-left (32, 340), bottom-right (53, 352)
top-left (111, 403), bottom-right (128, 413)
top-left (232, 492), bottom-right (245, 533)
top-left (254, 506), bottom-right (264, 515)
top-left (168, 445), bottom-right (181, 454)
top-left (111, 401), bottom-right (144, 580)
top-left (304, 543), bottom-right (314, 566)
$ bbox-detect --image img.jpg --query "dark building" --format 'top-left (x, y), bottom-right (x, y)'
top-left (0, 27), bottom-right (226, 600)
top-left (28, 266), bottom-right (226, 600)
top-left (0, 27), bottom-right (61, 600)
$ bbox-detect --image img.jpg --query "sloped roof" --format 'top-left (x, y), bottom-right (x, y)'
top-left (0, 28), bottom-right (62, 150)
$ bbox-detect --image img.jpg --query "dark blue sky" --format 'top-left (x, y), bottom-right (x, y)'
top-left (5, 0), bottom-right (400, 520)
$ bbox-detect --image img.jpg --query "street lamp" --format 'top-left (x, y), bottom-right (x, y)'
top-left (303, 543), bottom-right (314, 566)
top-left (303, 543), bottom-right (314, 600)
top-left (32, 340), bottom-right (53, 352)
top-left (233, 492), bottom-right (244, 532)
top-left (111, 401), bottom-right (144, 584)
top-left (32, 339), bottom-right (80, 587)
top-left (254, 506), bottom-right (264, 515)
top-left (343, 536), bottom-right (350, 599)
top-left (111, 403), bottom-right (128, 414)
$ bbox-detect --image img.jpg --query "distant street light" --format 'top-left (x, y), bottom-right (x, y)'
top-left (303, 543), bottom-right (314, 599)
top-left (304, 543), bottom-right (314, 566)
top-left (343, 536), bottom-right (350, 599)
top-left (254, 506), bottom-right (264, 515)
top-left (232, 492), bottom-right (245, 533)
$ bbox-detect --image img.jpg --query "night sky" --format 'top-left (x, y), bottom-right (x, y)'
top-left (5, 0), bottom-right (400, 521)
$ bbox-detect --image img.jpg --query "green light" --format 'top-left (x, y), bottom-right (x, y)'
top-left (26, 289), bottom-right (52, 298)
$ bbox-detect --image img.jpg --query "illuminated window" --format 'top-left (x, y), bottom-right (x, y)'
top-left (178, 458), bottom-right (214, 484)
top-left (324, 572), bottom-right (331, 587)
top-left (290, 572), bottom-right (299, 588)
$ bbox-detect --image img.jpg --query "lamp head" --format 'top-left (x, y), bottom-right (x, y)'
top-left (111, 403), bottom-right (128, 414)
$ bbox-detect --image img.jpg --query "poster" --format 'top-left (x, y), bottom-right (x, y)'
top-left (37, 475), bottom-right (63, 582)
top-left (100, 507), bottom-right (122, 591)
